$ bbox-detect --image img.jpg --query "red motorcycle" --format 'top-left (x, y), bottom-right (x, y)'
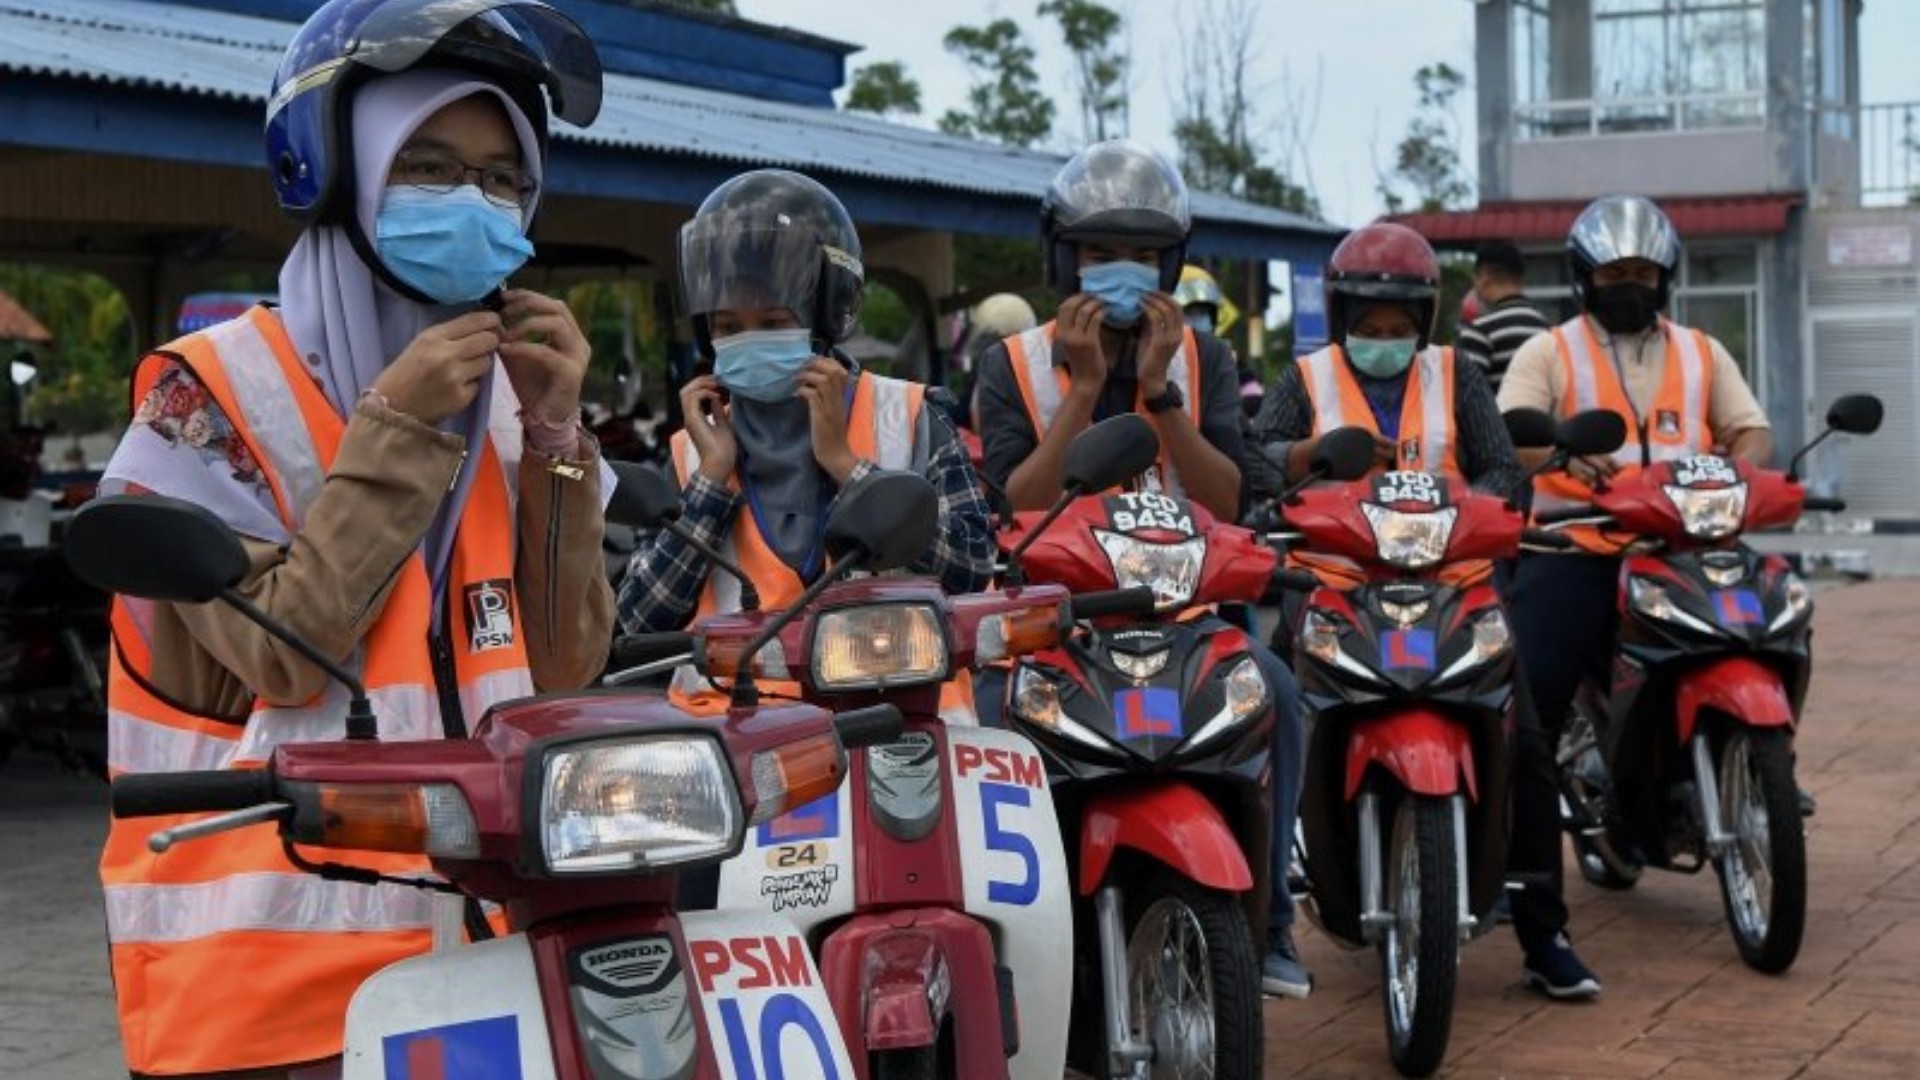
top-left (72, 477), bottom-right (944, 1080)
top-left (988, 415), bottom-right (1355, 1079)
top-left (1277, 416), bottom-right (1621, 1077)
top-left (1544, 394), bottom-right (1883, 975)
top-left (605, 466), bottom-right (1081, 1080)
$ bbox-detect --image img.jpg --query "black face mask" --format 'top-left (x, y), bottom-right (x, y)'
top-left (1588, 282), bottom-right (1662, 335)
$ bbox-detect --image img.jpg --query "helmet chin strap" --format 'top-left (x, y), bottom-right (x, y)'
top-left (342, 214), bottom-right (440, 306)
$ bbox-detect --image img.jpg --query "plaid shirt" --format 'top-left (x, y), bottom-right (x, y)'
top-left (617, 405), bottom-right (996, 633)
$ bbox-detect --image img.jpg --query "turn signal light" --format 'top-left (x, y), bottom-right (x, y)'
top-left (749, 732), bottom-right (846, 826)
top-left (977, 603), bottom-right (1063, 664)
top-left (313, 783), bottom-right (479, 858)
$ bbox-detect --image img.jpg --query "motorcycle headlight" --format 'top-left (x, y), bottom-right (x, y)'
top-left (1011, 666), bottom-right (1110, 750)
top-left (1093, 530), bottom-right (1206, 609)
top-left (1767, 574), bottom-right (1813, 636)
top-left (1302, 611), bottom-right (1345, 665)
top-left (1182, 657), bottom-right (1268, 753)
top-left (1627, 576), bottom-right (1720, 636)
top-left (810, 603), bottom-right (949, 691)
top-left (1438, 609), bottom-right (1512, 683)
top-left (541, 735), bottom-right (741, 874)
top-left (1361, 504), bottom-right (1458, 570)
top-left (1662, 483), bottom-right (1748, 540)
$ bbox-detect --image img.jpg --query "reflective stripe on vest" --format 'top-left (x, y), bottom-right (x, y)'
top-left (1003, 322), bottom-right (1202, 497)
top-left (1298, 344), bottom-right (1460, 477)
top-left (103, 308), bottom-right (534, 1074)
top-left (1533, 316), bottom-right (1715, 550)
top-left (666, 373), bottom-right (975, 722)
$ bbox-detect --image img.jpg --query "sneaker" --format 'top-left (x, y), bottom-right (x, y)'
top-left (1522, 933), bottom-right (1602, 1000)
top-left (1262, 927), bottom-right (1313, 999)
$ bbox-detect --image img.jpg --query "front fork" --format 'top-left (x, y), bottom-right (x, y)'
top-left (1355, 790), bottom-right (1476, 944)
top-left (1691, 732), bottom-right (1737, 859)
top-left (1095, 885), bottom-right (1153, 1078)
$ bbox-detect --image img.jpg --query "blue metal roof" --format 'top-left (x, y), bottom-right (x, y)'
top-left (0, 0), bottom-right (1342, 258)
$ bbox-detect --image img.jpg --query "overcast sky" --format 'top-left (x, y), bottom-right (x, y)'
top-left (736, 0), bottom-right (1920, 228)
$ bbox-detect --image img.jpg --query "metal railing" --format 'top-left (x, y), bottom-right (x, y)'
top-left (1818, 101), bottom-right (1920, 207)
top-left (1512, 91), bottom-right (1766, 140)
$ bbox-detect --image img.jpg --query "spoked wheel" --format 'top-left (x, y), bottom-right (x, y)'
top-left (1377, 794), bottom-right (1459, 1079)
top-left (1558, 709), bottom-right (1641, 891)
top-left (1123, 871), bottom-right (1262, 1080)
top-left (1713, 727), bottom-right (1806, 973)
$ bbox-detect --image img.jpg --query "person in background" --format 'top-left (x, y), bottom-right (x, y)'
top-left (92, 1), bottom-right (613, 1074)
top-left (1457, 240), bottom-right (1551, 392)
top-left (618, 169), bottom-right (994, 726)
top-left (1497, 195), bottom-right (1772, 1001)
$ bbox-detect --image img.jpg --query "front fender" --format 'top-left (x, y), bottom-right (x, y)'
top-left (1676, 656), bottom-right (1794, 744)
top-left (1343, 707), bottom-right (1478, 801)
top-left (816, 910), bottom-right (1007, 1079)
top-left (1079, 780), bottom-right (1253, 895)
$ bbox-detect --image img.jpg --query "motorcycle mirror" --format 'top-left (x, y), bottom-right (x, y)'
top-left (66, 495), bottom-right (248, 603)
top-left (606, 461), bottom-right (681, 529)
top-left (1502, 408), bottom-right (1559, 450)
top-left (65, 496), bottom-right (381, 738)
top-left (1558, 410), bottom-right (1628, 458)
top-left (1313, 427), bottom-right (1377, 483)
top-left (1063, 415), bottom-right (1161, 494)
top-left (1826, 394), bottom-right (1883, 436)
top-left (825, 470), bottom-right (938, 573)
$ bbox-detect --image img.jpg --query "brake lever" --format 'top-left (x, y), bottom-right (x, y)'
top-left (603, 653), bottom-right (696, 687)
top-left (148, 802), bottom-right (292, 853)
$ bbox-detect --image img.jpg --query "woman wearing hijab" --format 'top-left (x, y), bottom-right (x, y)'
top-left (618, 170), bottom-right (995, 721)
top-left (94, 2), bottom-right (611, 1075)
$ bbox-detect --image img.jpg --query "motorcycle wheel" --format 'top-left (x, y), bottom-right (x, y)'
top-left (1378, 794), bottom-right (1459, 1079)
top-left (870, 1032), bottom-right (950, 1080)
top-left (1559, 711), bottom-right (1641, 891)
top-left (1122, 870), bottom-right (1262, 1080)
top-left (1713, 727), bottom-right (1806, 974)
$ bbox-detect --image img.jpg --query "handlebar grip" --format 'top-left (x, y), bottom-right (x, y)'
top-left (1271, 568), bottom-right (1322, 593)
top-left (608, 632), bottom-right (695, 670)
top-left (1521, 529), bottom-right (1576, 551)
top-left (1067, 587), bottom-right (1158, 620)
top-left (1534, 504), bottom-right (1602, 525)
top-left (834, 704), bottom-right (905, 750)
top-left (111, 770), bottom-right (276, 819)
top-left (1802, 496), bottom-right (1847, 513)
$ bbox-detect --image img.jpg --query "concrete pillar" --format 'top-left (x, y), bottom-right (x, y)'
top-left (1476, 0), bottom-right (1514, 202)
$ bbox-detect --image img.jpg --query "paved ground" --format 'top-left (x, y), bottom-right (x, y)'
top-left (5, 582), bottom-right (1919, 1078)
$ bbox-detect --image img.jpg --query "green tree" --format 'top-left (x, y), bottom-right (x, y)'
top-left (845, 61), bottom-right (922, 120)
top-left (1039, 0), bottom-right (1129, 142)
top-left (0, 265), bottom-right (133, 435)
top-left (1377, 62), bottom-right (1472, 214)
top-left (938, 19), bottom-right (1054, 149)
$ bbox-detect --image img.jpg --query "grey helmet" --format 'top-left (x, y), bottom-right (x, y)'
top-left (1041, 139), bottom-right (1191, 294)
top-left (1567, 195), bottom-right (1681, 310)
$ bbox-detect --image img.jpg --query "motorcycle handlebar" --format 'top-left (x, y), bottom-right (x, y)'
top-left (608, 632), bottom-right (696, 671)
top-left (1521, 529), bottom-right (1576, 551)
top-left (1067, 587), bottom-right (1159, 620)
top-left (834, 704), bottom-right (904, 749)
top-left (1270, 568), bottom-right (1322, 593)
top-left (112, 770), bottom-right (277, 820)
top-left (1803, 496), bottom-right (1846, 513)
top-left (1534, 504), bottom-right (1604, 526)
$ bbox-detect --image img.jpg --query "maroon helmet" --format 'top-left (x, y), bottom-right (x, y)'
top-left (1325, 222), bottom-right (1441, 349)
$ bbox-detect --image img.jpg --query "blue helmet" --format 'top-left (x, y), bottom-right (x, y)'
top-left (265, 0), bottom-right (603, 225)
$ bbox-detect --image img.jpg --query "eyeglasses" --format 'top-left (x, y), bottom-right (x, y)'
top-left (390, 148), bottom-right (537, 209)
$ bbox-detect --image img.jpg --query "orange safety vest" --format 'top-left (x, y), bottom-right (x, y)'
top-left (1532, 315), bottom-right (1715, 554)
top-left (1291, 344), bottom-right (1480, 587)
top-left (101, 307), bottom-right (532, 1075)
top-left (668, 371), bottom-right (976, 724)
top-left (1003, 321), bottom-right (1203, 498)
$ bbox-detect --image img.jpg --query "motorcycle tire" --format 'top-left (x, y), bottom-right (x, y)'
top-left (870, 1046), bottom-right (945, 1080)
top-left (1713, 727), bottom-right (1806, 974)
top-left (1120, 868), bottom-right (1262, 1080)
top-left (1572, 831), bottom-right (1643, 891)
top-left (1559, 709), bottom-right (1641, 891)
top-left (1378, 794), bottom-right (1459, 1079)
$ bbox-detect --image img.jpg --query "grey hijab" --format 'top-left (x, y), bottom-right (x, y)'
top-left (729, 354), bottom-right (858, 576)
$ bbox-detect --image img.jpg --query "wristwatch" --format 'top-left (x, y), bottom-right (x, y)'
top-left (1143, 382), bottom-right (1184, 414)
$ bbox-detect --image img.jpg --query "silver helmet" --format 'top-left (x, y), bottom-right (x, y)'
top-left (1567, 195), bottom-right (1681, 309)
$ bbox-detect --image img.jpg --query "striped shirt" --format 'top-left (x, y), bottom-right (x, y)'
top-left (1456, 295), bottom-right (1552, 390)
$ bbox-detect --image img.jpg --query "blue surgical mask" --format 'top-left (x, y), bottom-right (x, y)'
top-left (712, 328), bottom-right (816, 402)
top-left (1346, 337), bottom-right (1419, 379)
top-left (375, 185), bottom-right (533, 304)
top-left (1185, 310), bottom-right (1215, 335)
top-left (1079, 261), bottom-right (1161, 327)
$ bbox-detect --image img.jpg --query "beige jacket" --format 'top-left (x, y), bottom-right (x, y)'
top-left (142, 395), bottom-right (614, 720)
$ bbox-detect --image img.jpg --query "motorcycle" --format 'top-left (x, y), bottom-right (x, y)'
top-left (1279, 416), bottom-right (1623, 1078)
top-left (604, 464), bottom-right (1081, 1080)
top-left (990, 414), bottom-right (1332, 1080)
top-left (1543, 393), bottom-right (1884, 975)
top-left (71, 474), bottom-right (946, 1080)
top-left (0, 544), bottom-right (108, 776)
